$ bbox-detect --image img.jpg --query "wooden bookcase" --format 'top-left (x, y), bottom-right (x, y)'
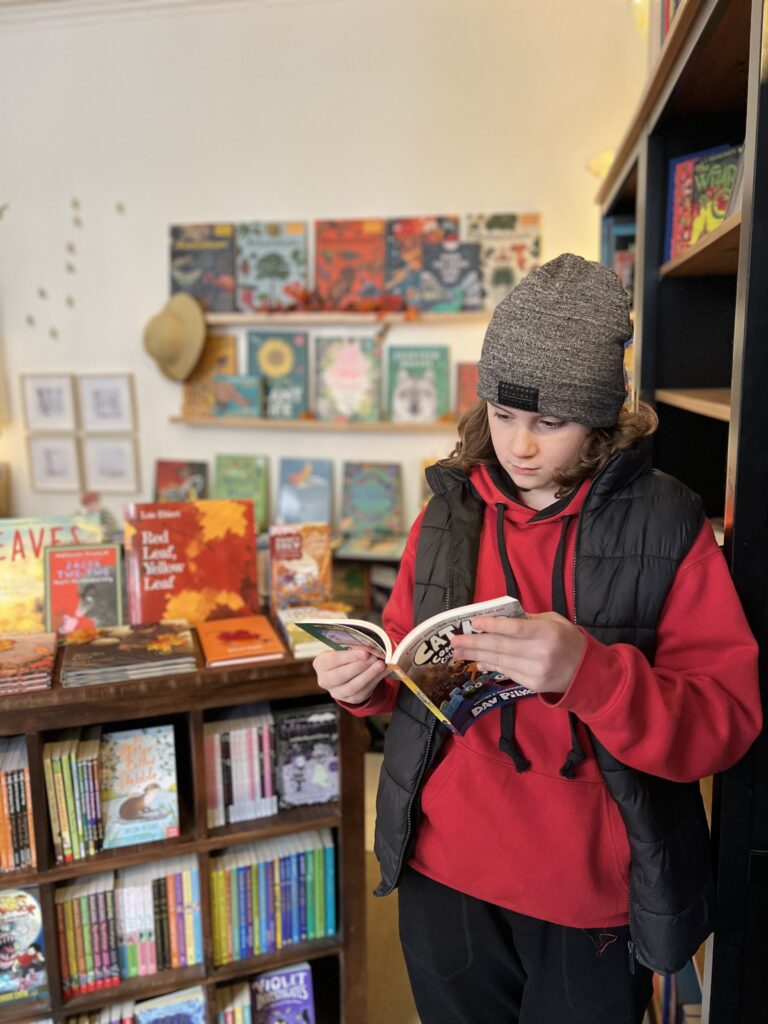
top-left (598, 0), bottom-right (768, 1019)
top-left (0, 658), bottom-right (369, 1024)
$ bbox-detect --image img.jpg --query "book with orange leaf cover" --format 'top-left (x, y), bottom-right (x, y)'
top-left (123, 500), bottom-right (259, 626)
top-left (196, 614), bottom-right (287, 668)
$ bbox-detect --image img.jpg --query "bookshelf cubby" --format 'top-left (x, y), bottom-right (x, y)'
top-left (0, 659), bottom-right (368, 1024)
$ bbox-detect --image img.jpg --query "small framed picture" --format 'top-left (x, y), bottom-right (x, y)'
top-left (27, 435), bottom-right (81, 492)
top-left (77, 373), bottom-right (136, 432)
top-left (82, 435), bottom-right (140, 494)
top-left (21, 374), bottom-right (77, 431)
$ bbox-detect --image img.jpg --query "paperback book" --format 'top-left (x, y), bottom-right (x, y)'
top-left (0, 886), bottom-right (48, 1005)
top-left (44, 543), bottom-right (122, 635)
top-left (276, 459), bottom-right (333, 525)
top-left (236, 220), bottom-right (308, 312)
top-left (273, 705), bottom-right (339, 808)
top-left (664, 144), bottom-right (741, 261)
top-left (417, 241), bottom-right (484, 311)
top-left (247, 331), bottom-right (309, 420)
top-left (59, 621), bottom-right (197, 687)
top-left (298, 595), bottom-right (532, 735)
top-left (387, 345), bottom-right (450, 423)
top-left (269, 523), bottom-right (333, 611)
top-left (465, 212), bottom-right (541, 309)
top-left (197, 615), bottom-right (286, 668)
top-left (170, 223), bottom-right (236, 313)
top-left (153, 460), bottom-right (209, 502)
top-left (212, 454), bottom-right (269, 532)
top-left (251, 961), bottom-right (316, 1024)
top-left (385, 215), bottom-right (459, 307)
top-left (181, 335), bottom-right (238, 418)
top-left (314, 218), bottom-right (386, 309)
top-left (314, 335), bottom-right (382, 422)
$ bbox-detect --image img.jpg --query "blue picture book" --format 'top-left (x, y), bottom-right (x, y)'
top-left (277, 459), bottom-right (333, 525)
top-left (135, 984), bottom-right (207, 1024)
top-left (213, 374), bottom-right (263, 417)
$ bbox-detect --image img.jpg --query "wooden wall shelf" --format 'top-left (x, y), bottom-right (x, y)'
top-left (170, 414), bottom-right (459, 433)
top-left (206, 310), bottom-right (489, 328)
top-left (659, 212), bottom-right (741, 278)
top-left (654, 387), bottom-right (731, 421)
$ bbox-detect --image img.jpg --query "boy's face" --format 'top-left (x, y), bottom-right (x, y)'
top-left (486, 401), bottom-right (591, 510)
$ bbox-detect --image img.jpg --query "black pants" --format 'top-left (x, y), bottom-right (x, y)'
top-left (398, 866), bottom-right (653, 1024)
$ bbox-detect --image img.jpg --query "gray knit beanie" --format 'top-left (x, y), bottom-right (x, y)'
top-left (477, 253), bottom-right (631, 428)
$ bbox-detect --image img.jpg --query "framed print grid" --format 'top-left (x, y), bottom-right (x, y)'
top-left (21, 373), bottom-right (78, 431)
top-left (27, 434), bottom-right (81, 492)
top-left (77, 374), bottom-right (137, 432)
top-left (82, 435), bottom-right (140, 494)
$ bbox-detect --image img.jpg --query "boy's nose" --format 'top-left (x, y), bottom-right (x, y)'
top-left (510, 428), bottom-right (538, 457)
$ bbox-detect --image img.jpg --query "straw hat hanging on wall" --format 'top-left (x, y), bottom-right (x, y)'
top-left (143, 294), bottom-right (206, 381)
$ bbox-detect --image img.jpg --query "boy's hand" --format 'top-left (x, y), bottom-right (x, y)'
top-left (450, 612), bottom-right (586, 695)
top-left (312, 648), bottom-right (390, 704)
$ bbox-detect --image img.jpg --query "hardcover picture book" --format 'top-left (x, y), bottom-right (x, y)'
top-left (251, 961), bottom-right (316, 1024)
top-left (212, 453), bottom-right (269, 531)
top-left (385, 215), bottom-right (459, 307)
top-left (153, 460), bottom-right (209, 502)
top-left (135, 984), bottom-right (207, 1024)
top-left (314, 335), bottom-right (382, 422)
top-left (387, 345), bottom-right (450, 423)
top-left (273, 705), bottom-right (339, 808)
top-left (170, 223), bottom-right (236, 313)
top-left (277, 458), bottom-right (333, 525)
top-left (181, 335), bottom-right (238, 418)
top-left (465, 212), bottom-right (541, 309)
top-left (196, 614), bottom-right (286, 668)
top-left (213, 374), bottom-right (263, 417)
top-left (456, 361), bottom-right (480, 417)
top-left (247, 330), bottom-right (309, 420)
top-left (298, 595), bottom-right (531, 735)
top-left (99, 724), bottom-right (180, 849)
top-left (269, 523), bottom-right (333, 610)
top-left (44, 543), bottom-right (122, 635)
top-left (59, 621), bottom-right (197, 687)
top-left (418, 241), bottom-right (484, 311)
top-left (236, 220), bottom-right (308, 312)
top-left (314, 218), bottom-right (386, 309)
top-left (0, 886), bottom-right (48, 1004)
top-left (124, 500), bottom-right (259, 625)
top-left (340, 462), bottom-right (402, 536)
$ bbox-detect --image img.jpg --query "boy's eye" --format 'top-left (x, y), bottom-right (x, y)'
top-left (541, 419), bottom-right (564, 429)
top-left (492, 411), bottom-right (510, 421)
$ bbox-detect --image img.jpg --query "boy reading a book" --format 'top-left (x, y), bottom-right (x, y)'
top-left (312, 253), bottom-right (762, 1023)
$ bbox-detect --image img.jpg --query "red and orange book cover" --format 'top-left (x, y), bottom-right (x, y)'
top-left (196, 614), bottom-right (287, 667)
top-left (456, 362), bottom-right (480, 418)
top-left (314, 219), bottom-right (386, 310)
top-left (123, 500), bottom-right (259, 625)
top-left (44, 543), bottom-right (122, 635)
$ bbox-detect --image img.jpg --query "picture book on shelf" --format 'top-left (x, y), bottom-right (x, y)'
top-left (59, 621), bottom-right (196, 686)
top-left (196, 614), bottom-right (287, 668)
top-left (99, 724), bottom-right (180, 849)
top-left (235, 220), bottom-right (308, 312)
top-left (417, 241), bottom-right (484, 311)
top-left (456, 361), bottom-right (480, 417)
top-left (44, 543), bottom-right (122, 635)
top-left (135, 984), bottom-right (207, 1024)
top-left (340, 461), bottom-right (402, 536)
top-left (385, 215), bottom-right (459, 307)
top-left (275, 604), bottom-right (350, 658)
top-left (315, 335), bottom-right (382, 422)
top-left (247, 330), bottom-right (309, 420)
top-left (0, 886), bottom-right (48, 1004)
top-left (664, 144), bottom-right (741, 261)
top-left (273, 705), bottom-right (339, 808)
top-left (123, 500), bottom-right (259, 625)
top-left (181, 335), bottom-right (237, 418)
top-left (387, 345), bottom-right (450, 423)
top-left (153, 460), bottom-right (209, 502)
top-left (465, 212), bottom-right (541, 309)
top-left (314, 218), bottom-right (386, 309)
top-left (170, 223), bottom-right (236, 313)
top-left (298, 595), bottom-right (531, 735)
top-left (213, 453), bottom-right (269, 532)
top-left (0, 514), bottom-right (103, 635)
top-left (269, 523), bottom-right (333, 610)
top-left (212, 374), bottom-right (263, 417)
top-left (277, 458), bottom-right (333, 525)
top-left (251, 961), bottom-right (316, 1024)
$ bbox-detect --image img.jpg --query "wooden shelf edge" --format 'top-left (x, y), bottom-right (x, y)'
top-left (61, 963), bottom-right (206, 1014)
top-left (170, 415), bottom-right (459, 433)
top-left (654, 387), bottom-right (731, 421)
top-left (210, 935), bottom-right (342, 984)
top-left (0, 998), bottom-right (51, 1024)
top-left (205, 310), bottom-right (489, 327)
top-left (659, 212), bottom-right (742, 278)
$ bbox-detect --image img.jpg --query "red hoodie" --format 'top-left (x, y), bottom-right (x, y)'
top-left (347, 463), bottom-right (762, 928)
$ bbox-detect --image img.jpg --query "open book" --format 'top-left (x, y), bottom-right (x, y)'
top-left (298, 595), bottom-right (535, 735)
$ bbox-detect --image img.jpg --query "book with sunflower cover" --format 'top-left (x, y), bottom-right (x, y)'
top-left (247, 330), bottom-right (309, 420)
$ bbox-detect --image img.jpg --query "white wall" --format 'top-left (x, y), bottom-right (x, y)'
top-left (0, 0), bottom-right (646, 527)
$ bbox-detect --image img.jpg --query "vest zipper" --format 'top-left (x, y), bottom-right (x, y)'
top-left (385, 716), bottom-right (438, 893)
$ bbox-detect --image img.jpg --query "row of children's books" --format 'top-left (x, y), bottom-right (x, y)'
top-left (0, 735), bottom-right (35, 871)
top-left (170, 212), bottom-right (540, 313)
top-left (182, 330), bottom-right (481, 426)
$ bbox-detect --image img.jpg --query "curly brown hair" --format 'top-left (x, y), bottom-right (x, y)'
top-left (441, 398), bottom-right (658, 498)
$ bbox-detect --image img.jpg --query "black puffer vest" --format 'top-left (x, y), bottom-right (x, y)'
top-left (373, 448), bottom-right (715, 974)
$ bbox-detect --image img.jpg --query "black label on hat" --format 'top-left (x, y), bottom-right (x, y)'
top-left (497, 381), bottom-right (539, 411)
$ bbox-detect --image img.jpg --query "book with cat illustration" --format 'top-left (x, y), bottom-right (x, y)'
top-left (297, 595), bottom-right (532, 735)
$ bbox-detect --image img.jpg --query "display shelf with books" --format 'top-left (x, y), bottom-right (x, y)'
top-left (598, 0), bottom-right (768, 1018)
top-left (0, 660), bottom-right (367, 1024)
top-left (204, 310), bottom-right (488, 327)
top-left (170, 414), bottom-right (458, 433)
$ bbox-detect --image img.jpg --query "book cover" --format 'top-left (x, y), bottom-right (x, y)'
top-left (314, 335), bottom-right (382, 422)
top-left (314, 219), bottom-right (386, 310)
top-left (340, 462), bottom-right (402, 536)
top-left (273, 706), bottom-right (339, 809)
top-left (181, 335), bottom-right (238, 418)
top-left (0, 515), bottom-right (103, 635)
top-left (123, 500), bottom-right (259, 625)
top-left (387, 345), bottom-right (450, 423)
top-left (44, 543), bottom-right (122, 635)
top-left (690, 145), bottom-right (742, 247)
top-left (251, 961), bottom-right (316, 1024)
top-left (247, 331), bottom-right (309, 420)
top-left (269, 523), bottom-right (333, 611)
top-left (333, 532), bottom-right (407, 562)
top-left (135, 984), bottom-right (207, 1024)
top-left (299, 595), bottom-right (532, 736)
top-left (197, 615), bottom-right (287, 668)
top-left (213, 375), bottom-right (263, 417)
top-left (0, 633), bottom-right (55, 691)
top-left (153, 460), bottom-right (209, 503)
top-left (456, 362), bottom-right (480, 417)
top-left (418, 241), bottom-right (484, 311)
top-left (100, 725), bottom-right (179, 849)
top-left (59, 622), bottom-right (196, 684)
top-left (465, 212), bottom-right (541, 308)
top-left (0, 886), bottom-right (48, 1004)
top-left (213, 454), bottom-right (269, 532)
top-left (236, 221), bottom-right (308, 312)
top-left (385, 215), bottom-right (459, 307)
top-left (276, 459), bottom-right (333, 525)
top-left (664, 145), bottom-right (734, 261)
top-left (170, 223), bottom-right (236, 313)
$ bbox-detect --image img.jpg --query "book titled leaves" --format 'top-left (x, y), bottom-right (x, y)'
top-left (196, 614), bottom-right (287, 668)
top-left (181, 335), bottom-right (237, 417)
top-left (299, 595), bottom-right (531, 736)
top-left (269, 523), bottom-right (332, 611)
top-left (387, 345), bottom-right (450, 423)
top-left (277, 458), bottom-right (332, 525)
top-left (465, 212), bottom-right (541, 309)
top-left (247, 330), bottom-right (309, 419)
top-left (385, 215), bottom-right (459, 307)
top-left (213, 453), bottom-right (269, 532)
top-left (315, 218), bottom-right (386, 310)
top-left (0, 515), bottom-right (103, 635)
top-left (170, 223), bottom-right (235, 313)
top-left (135, 985), bottom-right (207, 1024)
top-left (417, 241), bottom-right (484, 311)
top-left (123, 500), bottom-right (259, 626)
top-left (251, 961), bottom-right (316, 1024)
top-left (236, 221), bottom-right (308, 312)
top-left (99, 724), bottom-right (180, 849)
top-left (0, 886), bottom-right (48, 1004)
top-left (59, 622), bottom-right (196, 687)
top-left (44, 543), bottom-right (122, 635)
top-left (315, 336), bottom-right (382, 422)
top-left (0, 632), bottom-right (56, 694)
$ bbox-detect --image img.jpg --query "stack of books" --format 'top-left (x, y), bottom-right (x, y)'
top-left (0, 632), bottom-right (57, 695)
top-left (275, 605), bottom-right (350, 659)
top-left (59, 622), bottom-right (197, 687)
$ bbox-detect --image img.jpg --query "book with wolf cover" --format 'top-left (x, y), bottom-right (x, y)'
top-left (315, 218), bottom-right (386, 309)
top-left (170, 223), bottom-right (235, 313)
top-left (0, 886), bottom-right (48, 1004)
top-left (196, 614), bottom-right (286, 668)
top-left (235, 220), bottom-right (308, 312)
top-left (299, 595), bottom-right (532, 735)
top-left (387, 346), bottom-right (450, 423)
top-left (44, 543), bottom-right (122, 635)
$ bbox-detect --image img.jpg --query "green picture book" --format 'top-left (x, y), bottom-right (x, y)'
top-left (212, 454), bottom-right (269, 531)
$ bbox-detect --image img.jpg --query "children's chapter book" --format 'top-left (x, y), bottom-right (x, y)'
top-left (298, 595), bottom-right (533, 736)
top-left (247, 331), bottom-right (309, 420)
top-left (314, 335), bottom-right (383, 422)
top-left (387, 345), bottom-right (450, 423)
top-left (276, 458), bottom-right (332, 525)
top-left (170, 223), bottom-right (236, 313)
top-left (385, 215), bottom-right (459, 307)
top-left (196, 614), bottom-right (287, 668)
top-left (124, 500), bottom-right (259, 625)
top-left (181, 335), bottom-right (238, 417)
top-left (0, 886), bottom-right (48, 1004)
top-left (340, 462), bottom-right (402, 536)
top-left (269, 523), bottom-right (333, 610)
top-left (236, 221), bottom-right (308, 312)
top-left (314, 218), bottom-right (386, 310)
top-left (417, 241), bottom-right (484, 311)
top-left (251, 961), bottom-right (316, 1024)
top-left (273, 706), bottom-right (339, 808)
top-left (213, 454), bottom-right (269, 532)
top-left (213, 374), bottom-right (263, 417)
top-left (44, 543), bottom-right (122, 635)
top-left (465, 212), bottom-right (541, 309)
top-left (99, 725), bottom-right (179, 849)
top-left (153, 460), bottom-right (209, 502)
